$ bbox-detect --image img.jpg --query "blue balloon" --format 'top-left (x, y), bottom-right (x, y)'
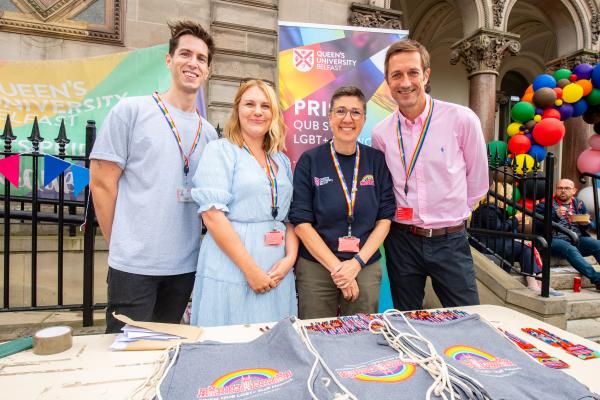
top-left (574, 63), bottom-right (593, 80)
top-left (592, 64), bottom-right (600, 88)
top-left (533, 74), bottom-right (557, 91)
top-left (535, 108), bottom-right (544, 115)
top-left (572, 99), bottom-right (589, 117)
top-left (528, 144), bottom-right (547, 162)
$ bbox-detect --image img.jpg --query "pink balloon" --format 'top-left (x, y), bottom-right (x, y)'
top-left (589, 135), bottom-right (600, 150)
top-left (577, 148), bottom-right (600, 174)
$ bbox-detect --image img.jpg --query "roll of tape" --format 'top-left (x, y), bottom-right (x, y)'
top-left (33, 326), bottom-right (73, 355)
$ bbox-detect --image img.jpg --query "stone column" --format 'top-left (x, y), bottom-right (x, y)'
top-left (546, 50), bottom-right (600, 187)
top-left (450, 29), bottom-right (520, 142)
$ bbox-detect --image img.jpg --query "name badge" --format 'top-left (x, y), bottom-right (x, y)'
top-left (264, 230), bottom-right (285, 246)
top-left (396, 207), bottom-right (413, 221)
top-left (338, 236), bottom-right (360, 252)
top-left (176, 187), bottom-right (193, 203)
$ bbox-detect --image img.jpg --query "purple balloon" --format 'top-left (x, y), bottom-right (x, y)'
top-left (524, 133), bottom-right (534, 142)
top-left (556, 103), bottom-right (574, 120)
top-left (574, 63), bottom-right (594, 80)
top-left (535, 108), bottom-right (544, 115)
top-left (572, 99), bottom-right (589, 117)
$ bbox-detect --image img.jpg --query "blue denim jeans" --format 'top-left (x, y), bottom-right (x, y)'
top-left (551, 237), bottom-right (600, 284)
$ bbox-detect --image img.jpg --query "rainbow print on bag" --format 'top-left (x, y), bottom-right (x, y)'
top-left (197, 368), bottom-right (293, 398)
top-left (444, 345), bottom-right (515, 370)
top-left (337, 358), bottom-right (416, 383)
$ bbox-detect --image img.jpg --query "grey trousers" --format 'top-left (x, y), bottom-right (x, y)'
top-left (295, 256), bottom-right (382, 319)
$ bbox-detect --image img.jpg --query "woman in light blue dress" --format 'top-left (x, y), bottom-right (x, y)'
top-left (190, 79), bottom-right (298, 327)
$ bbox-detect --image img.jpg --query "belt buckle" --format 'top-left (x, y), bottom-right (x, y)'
top-left (424, 228), bottom-right (433, 238)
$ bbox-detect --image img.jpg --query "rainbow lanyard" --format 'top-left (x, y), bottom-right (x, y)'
top-left (152, 92), bottom-right (203, 176)
top-left (329, 140), bottom-right (360, 236)
top-left (396, 97), bottom-right (434, 195)
top-left (553, 196), bottom-right (574, 223)
top-left (243, 144), bottom-right (279, 220)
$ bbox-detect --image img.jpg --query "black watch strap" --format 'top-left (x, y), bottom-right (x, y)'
top-left (353, 254), bottom-right (366, 268)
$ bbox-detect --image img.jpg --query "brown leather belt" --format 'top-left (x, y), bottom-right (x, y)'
top-left (392, 222), bottom-right (465, 237)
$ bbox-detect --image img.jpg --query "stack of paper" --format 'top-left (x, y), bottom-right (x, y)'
top-left (109, 313), bottom-right (203, 351)
top-left (110, 325), bottom-right (184, 350)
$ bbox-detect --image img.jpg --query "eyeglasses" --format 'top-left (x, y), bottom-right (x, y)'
top-left (556, 187), bottom-right (573, 191)
top-left (331, 106), bottom-right (365, 120)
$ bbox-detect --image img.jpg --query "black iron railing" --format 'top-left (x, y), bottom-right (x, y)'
top-left (0, 115), bottom-right (101, 326)
top-left (468, 149), bottom-right (577, 297)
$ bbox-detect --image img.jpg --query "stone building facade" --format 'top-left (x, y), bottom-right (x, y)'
top-left (1, 0), bottom-right (600, 182)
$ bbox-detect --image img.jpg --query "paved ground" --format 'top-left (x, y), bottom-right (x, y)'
top-left (0, 310), bottom-right (106, 340)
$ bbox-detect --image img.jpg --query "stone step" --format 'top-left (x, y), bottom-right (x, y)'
top-left (0, 235), bottom-right (107, 253)
top-left (513, 269), bottom-right (596, 290)
top-left (564, 289), bottom-right (600, 320)
top-left (566, 318), bottom-right (600, 344)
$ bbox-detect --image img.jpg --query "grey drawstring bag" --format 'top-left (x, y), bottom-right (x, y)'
top-left (389, 314), bottom-right (598, 400)
top-left (156, 318), bottom-right (343, 400)
top-left (307, 329), bottom-right (444, 399)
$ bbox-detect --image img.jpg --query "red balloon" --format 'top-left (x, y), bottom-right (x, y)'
top-left (554, 87), bottom-right (563, 99)
top-left (532, 118), bottom-right (565, 146)
top-left (508, 134), bottom-right (532, 155)
top-left (519, 198), bottom-right (535, 210)
top-left (542, 108), bottom-right (561, 120)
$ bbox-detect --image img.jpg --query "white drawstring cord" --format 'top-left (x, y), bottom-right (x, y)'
top-left (369, 309), bottom-right (490, 400)
top-left (292, 318), bottom-right (358, 400)
top-left (154, 344), bottom-right (181, 400)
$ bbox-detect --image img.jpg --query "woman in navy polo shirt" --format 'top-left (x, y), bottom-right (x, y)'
top-left (289, 86), bottom-right (395, 318)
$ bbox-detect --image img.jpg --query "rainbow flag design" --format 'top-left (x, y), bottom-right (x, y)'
top-left (444, 345), bottom-right (496, 361)
top-left (354, 362), bottom-right (416, 383)
top-left (210, 368), bottom-right (279, 387)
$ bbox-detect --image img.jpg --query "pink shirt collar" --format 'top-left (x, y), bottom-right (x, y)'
top-left (396, 94), bottom-right (432, 128)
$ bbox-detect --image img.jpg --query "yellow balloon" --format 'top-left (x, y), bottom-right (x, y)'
top-left (534, 115), bottom-right (542, 122)
top-left (515, 154), bottom-right (536, 175)
top-left (555, 99), bottom-right (563, 106)
top-left (506, 122), bottom-right (523, 137)
top-left (562, 83), bottom-right (584, 103)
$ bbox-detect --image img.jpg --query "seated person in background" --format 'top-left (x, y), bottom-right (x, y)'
top-left (536, 178), bottom-right (600, 290)
top-left (471, 183), bottom-right (562, 296)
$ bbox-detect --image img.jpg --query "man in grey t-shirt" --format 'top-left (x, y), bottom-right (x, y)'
top-left (90, 20), bottom-right (218, 333)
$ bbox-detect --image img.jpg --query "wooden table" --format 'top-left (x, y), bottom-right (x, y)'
top-left (2, 305), bottom-right (599, 399)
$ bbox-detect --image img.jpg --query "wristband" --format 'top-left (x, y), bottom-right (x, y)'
top-left (353, 254), bottom-right (366, 268)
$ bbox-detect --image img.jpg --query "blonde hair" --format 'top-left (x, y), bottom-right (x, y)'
top-left (224, 79), bottom-right (287, 154)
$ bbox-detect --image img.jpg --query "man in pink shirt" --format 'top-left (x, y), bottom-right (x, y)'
top-left (372, 39), bottom-right (489, 310)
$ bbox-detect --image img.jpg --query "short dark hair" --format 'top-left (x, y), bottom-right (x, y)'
top-left (329, 86), bottom-right (367, 112)
top-left (167, 20), bottom-right (215, 66)
top-left (384, 39), bottom-right (430, 79)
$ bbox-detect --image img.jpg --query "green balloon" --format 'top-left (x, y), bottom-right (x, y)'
top-left (554, 68), bottom-right (572, 81)
top-left (511, 101), bottom-right (536, 123)
top-left (487, 140), bottom-right (507, 166)
top-left (513, 186), bottom-right (521, 202)
top-left (506, 205), bottom-right (515, 216)
top-left (586, 88), bottom-right (600, 106)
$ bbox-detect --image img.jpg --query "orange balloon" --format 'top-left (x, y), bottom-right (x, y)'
top-left (577, 79), bottom-right (593, 96)
top-left (521, 92), bottom-right (534, 103)
top-left (524, 84), bottom-right (534, 95)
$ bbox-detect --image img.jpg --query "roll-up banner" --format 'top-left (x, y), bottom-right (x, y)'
top-left (278, 22), bottom-right (409, 311)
